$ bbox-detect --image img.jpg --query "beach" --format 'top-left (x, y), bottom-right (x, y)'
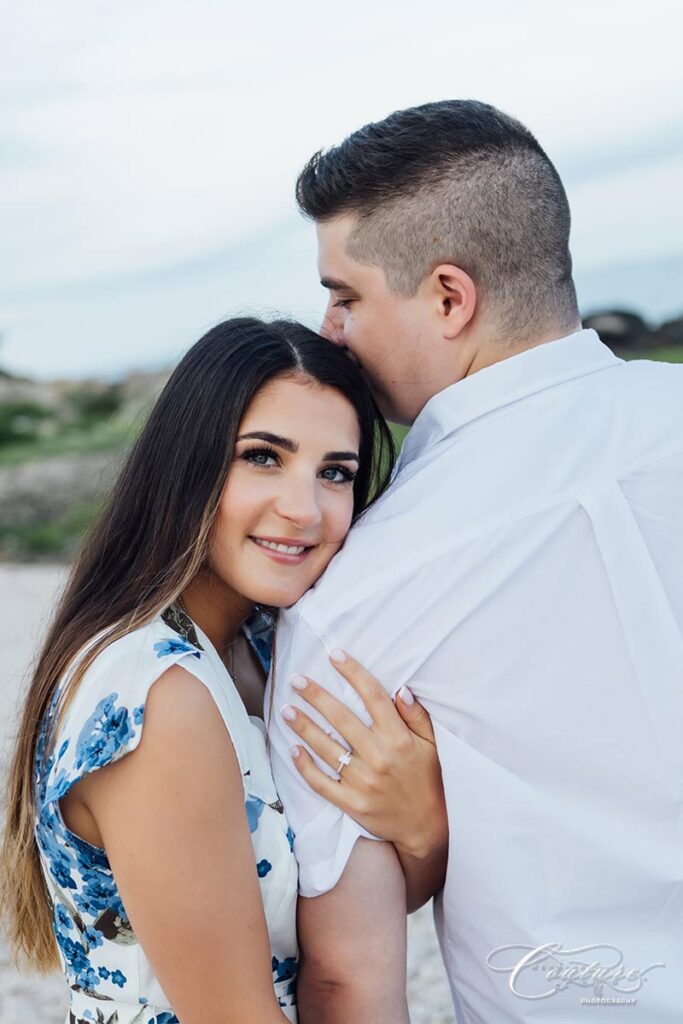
top-left (0, 564), bottom-right (454, 1023)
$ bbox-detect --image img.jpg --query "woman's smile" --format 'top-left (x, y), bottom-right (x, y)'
top-left (250, 535), bottom-right (316, 565)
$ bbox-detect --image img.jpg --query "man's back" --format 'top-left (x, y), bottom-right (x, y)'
top-left (270, 330), bottom-right (683, 1022)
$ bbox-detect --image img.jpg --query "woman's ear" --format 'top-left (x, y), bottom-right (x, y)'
top-left (432, 264), bottom-right (477, 338)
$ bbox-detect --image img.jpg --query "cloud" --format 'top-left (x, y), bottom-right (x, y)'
top-left (1, 0), bottom-right (682, 375)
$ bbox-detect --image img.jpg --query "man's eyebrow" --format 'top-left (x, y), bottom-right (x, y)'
top-left (320, 276), bottom-right (354, 291)
top-left (237, 431), bottom-right (297, 452)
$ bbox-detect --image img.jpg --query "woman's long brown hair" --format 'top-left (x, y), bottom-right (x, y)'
top-left (0, 317), bottom-right (395, 971)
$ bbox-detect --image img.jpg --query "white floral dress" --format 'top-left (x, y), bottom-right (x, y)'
top-left (34, 605), bottom-right (298, 1024)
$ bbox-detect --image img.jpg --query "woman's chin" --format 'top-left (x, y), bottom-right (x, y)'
top-left (245, 582), bottom-right (310, 611)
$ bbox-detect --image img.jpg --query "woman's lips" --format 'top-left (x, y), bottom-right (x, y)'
top-left (250, 536), bottom-right (315, 566)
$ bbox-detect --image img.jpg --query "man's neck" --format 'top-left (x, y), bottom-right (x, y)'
top-left (462, 321), bottom-right (582, 379)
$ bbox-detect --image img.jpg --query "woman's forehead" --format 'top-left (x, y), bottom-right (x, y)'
top-left (239, 377), bottom-right (360, 444)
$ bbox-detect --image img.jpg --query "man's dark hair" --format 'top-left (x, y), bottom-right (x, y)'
top-left (296, 100), bottom-right (579, 341)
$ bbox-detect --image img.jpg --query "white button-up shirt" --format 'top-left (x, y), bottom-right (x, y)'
top-left (268, 329), bottom-right (683, 1022)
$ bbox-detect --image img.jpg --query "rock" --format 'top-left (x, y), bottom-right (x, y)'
top-left (0, 453), bottom-right (121, 530)
top-left (582, 310), bottom-right (651, 349)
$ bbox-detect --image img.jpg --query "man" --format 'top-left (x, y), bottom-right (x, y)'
top-left (268, 101), bottom-right (683, 1022)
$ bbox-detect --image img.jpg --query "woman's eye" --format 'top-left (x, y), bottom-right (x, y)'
top-left (333, 299), bottom-right (353, 309)
top-left (241, 447), bottom-right (279, 468)
top-left (320, 465), bottom-right (356, 484)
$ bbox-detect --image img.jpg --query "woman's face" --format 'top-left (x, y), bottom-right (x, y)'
top-left (211, 374), bottom-right (361, 608)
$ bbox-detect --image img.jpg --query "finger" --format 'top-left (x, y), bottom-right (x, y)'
top-left (289, 673), bottom-right (376, 756)
top-left (327, 649), bottom-right (401, 734)
top-left (289, 745), bottom-right (355, 813)
top-left (280, 704), bottom-right (357, 777)
top-left (395, 686), bottom-right (436, 745)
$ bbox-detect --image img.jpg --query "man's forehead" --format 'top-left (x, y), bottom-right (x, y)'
top-left (316, 215), bottom-right (356, 274)
top-left (316, 219), bottom-right (378, 291)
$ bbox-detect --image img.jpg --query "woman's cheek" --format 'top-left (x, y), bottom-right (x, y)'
top-left (324, 495), bottom-right (355, 547)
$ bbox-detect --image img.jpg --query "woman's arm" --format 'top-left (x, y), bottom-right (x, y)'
top-left (296, 838), bottom-right (409, 1024)
top-left (75, 665), bottom-right (288, 1024)
top-left (281, 652), bottom-right (448, 912)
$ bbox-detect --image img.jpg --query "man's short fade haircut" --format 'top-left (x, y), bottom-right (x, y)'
top-left (296, 99), bottom-right (579, 341)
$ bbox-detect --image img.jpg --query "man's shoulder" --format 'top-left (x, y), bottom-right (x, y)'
top-left (601, 357), bottom-right (683, 441)
top-left (614, 355), bottom-right (683, 397)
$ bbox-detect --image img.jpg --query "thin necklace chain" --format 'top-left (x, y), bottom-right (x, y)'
top-left (176, 594), bottom-right (238, 681)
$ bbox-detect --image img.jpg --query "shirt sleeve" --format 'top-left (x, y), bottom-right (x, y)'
top-left (267, 606), bottom-right (380, 897)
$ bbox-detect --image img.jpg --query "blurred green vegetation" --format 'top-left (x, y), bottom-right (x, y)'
top-left (0, 499), bottom-right (102, 561)
top-left (0, 384), bottom-right (135, 467)
top-left (620, 345), bottom-right (683, 363)
top-left (0, 400), bottom-right (51, 446)
top-left (0, 417), bottom-right (136, 467)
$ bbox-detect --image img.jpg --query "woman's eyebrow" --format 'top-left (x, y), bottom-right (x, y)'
top-left (325, 451), bottom-right (359, 462)
top-left (237, 432), bottom-right (359, 463)
top-left (237, 431), bottom-right (297, 452)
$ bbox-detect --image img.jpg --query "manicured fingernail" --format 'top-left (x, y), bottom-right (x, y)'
top-left (398, 685), bottom-right (414, 706)
top-left (290, 745), bottom-right (301, 760)
top-left (291, 673), bottom-right (308, 690)
top-left (329, 648), bottom-right (347, 663)
top-left (281, 705), bottom-right (297, 722)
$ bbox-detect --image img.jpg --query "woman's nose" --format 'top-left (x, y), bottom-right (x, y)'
top-left (274, 475), bottom-right (322, 529)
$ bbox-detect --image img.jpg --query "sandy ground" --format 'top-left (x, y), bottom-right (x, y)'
top-left (0, 565), bottom-right (455, 1023)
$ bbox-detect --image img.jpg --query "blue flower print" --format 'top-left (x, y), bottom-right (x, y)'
top-left (285, 827), bottom-right (295, 852)
top-left (58, 739), bottom-right (70, 759)
top-left (243, 608), bottom-right (275, 674)
top-left (98, 966), bottom-right (110, 980)
top-left (51, 919), bottom-right (99, 993)
top-left (78, 964), bottom-right (100, 992)
top-left (54, 902), bottom-right (73, 934)
top-left (273, 954), bottom-right (299, 1001)
top-left (133, 703), bottom-right (144, 725)
top-left (36, 808), bottom-right (78, 891)
top-left (44, 768), bottom-right (72, 804)
top-left (110, 968), bottom-right (127, 988)
top-left (149, 1015), bottom-right (180, 1024)
top-left (73, 693), bottom-right (134, 775)
top-left (245, 796), bottom-right (265, 833)
top-left (257, 859), bottom-right (272, 878)
top-left (84, 925), bottom-right (103, 949)
top-left (153, 638), bottom-right (200, 659)
top-left (74, 864), bottom-right (127, 921)
top-left (273, 955), bottom-right (299, 983)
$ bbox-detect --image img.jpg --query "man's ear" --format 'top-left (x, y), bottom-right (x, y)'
top-left (431, 264), bottom-right (477, 337)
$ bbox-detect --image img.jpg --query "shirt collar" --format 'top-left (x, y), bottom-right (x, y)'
top-left (397, 328), bottom-right (620, 470)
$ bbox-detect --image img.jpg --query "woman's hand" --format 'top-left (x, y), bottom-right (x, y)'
top-left (280, 651), bottom-right (448, 877)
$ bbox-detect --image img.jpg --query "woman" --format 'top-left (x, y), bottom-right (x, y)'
top-left (1, 318), bottom-right (447, 1024)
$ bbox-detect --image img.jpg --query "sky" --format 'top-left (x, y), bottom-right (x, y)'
top-left (1, 0), bottom-right (683, 380)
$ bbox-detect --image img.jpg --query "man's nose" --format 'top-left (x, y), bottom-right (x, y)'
top-left (320, 303), bottom-right (345, 346)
